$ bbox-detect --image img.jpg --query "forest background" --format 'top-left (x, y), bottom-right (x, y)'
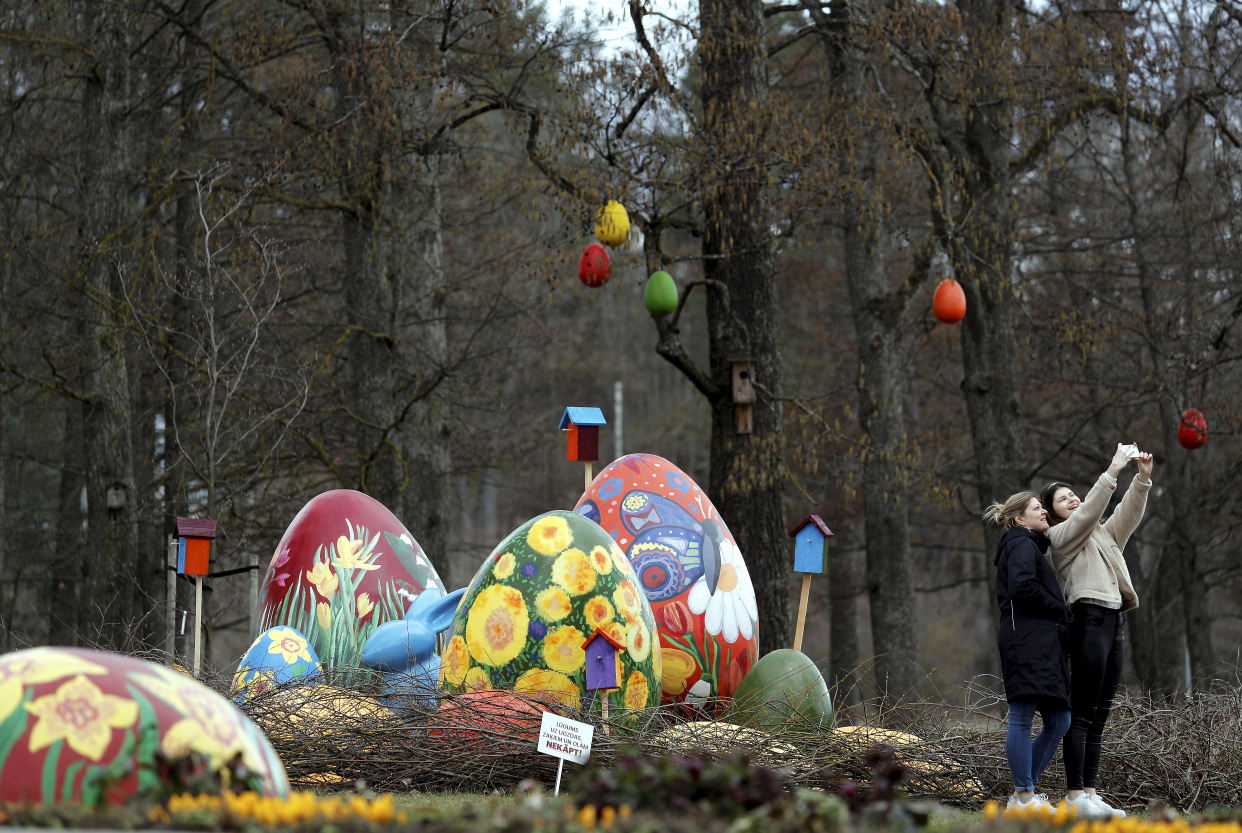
top-left (1, 0), bottom-right (1240, 711)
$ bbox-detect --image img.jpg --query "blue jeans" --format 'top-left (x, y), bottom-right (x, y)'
top-left (1007, 699), bottom-right (1072, 792)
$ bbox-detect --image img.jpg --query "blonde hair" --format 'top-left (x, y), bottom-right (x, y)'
top-left (983, 491), bottom-right (1038, 530)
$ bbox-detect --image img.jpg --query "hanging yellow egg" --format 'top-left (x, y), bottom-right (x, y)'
top-left (594, 201), bottom-right (631, 247)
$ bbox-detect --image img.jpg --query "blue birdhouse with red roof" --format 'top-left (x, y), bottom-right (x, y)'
top-left (559, 407), bottom-right (607, 463)
top-left (582, 627), bottom-right (624, 691)
top-left (790, 515), bottom-right (832, 574)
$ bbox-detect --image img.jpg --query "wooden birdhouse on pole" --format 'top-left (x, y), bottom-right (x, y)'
top-left (560, 407), bottom-right (607, 489)
top-left (582, 626), bottom-right (624, 726)
top-left (175, 517), bottom-right (216, 676)
top-left (789, 515), bottom-right (832, 652)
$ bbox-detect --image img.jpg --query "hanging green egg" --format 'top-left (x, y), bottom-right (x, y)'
top-left (644, 271), bottom-right (678, 317)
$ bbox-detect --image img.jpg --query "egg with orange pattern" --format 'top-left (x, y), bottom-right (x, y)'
top-left (574, 454), bottom-right (759, 705)
top-left (0, 647), bottom-right (288, 804)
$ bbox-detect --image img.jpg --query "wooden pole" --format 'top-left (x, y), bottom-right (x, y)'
top-left (193, 575), bottom-right (203, 675)
top-left (601, 692), bottom-right (611, 735)
top-left (166, 539), bottom-right (178, 664)
top-left (793, 573), bottom-right (812, 652)
top-left (584, 461), bottom-right (593, 490)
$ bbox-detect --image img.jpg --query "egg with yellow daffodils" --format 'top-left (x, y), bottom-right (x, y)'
top-left (594, 200), bottom-right (631, 247)
top-left (440, 511), bottom-right (662, 717)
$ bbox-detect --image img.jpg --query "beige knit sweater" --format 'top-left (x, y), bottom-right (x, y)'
top-left (1048, 472), bottom-right (1151, 612)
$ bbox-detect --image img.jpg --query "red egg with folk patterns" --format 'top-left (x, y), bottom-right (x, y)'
top-left (574, 454), bottom-right (758, 706)
top-left (258, 490), bottom-right (446, 669)
top-left (0, 647), bottom-right (288, 804)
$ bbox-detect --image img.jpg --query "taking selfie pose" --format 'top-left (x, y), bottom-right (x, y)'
top-left (1039, 443), bottom-right (1153, 820)
top-left (987, 492), bottom-right (1072, 811)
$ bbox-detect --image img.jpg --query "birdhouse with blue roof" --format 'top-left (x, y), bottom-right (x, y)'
top-left (790, 515), bottom-right (832, 574)
top-left (559, 406), bottom-right (607, 463)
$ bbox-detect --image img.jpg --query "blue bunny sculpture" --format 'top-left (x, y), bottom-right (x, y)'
top-left (360, 586), bottom-right (466, 707)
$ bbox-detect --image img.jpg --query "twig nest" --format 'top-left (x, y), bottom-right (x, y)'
top-left (594, 200), bottom-right (631, 247)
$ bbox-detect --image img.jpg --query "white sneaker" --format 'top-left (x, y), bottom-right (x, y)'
top-left (1007, 793), bottom-right (1052, 810)
top-left (1068, 794), bottom-right (1110, 819)
top-left (1088, 794), bottom-right (1126, 818)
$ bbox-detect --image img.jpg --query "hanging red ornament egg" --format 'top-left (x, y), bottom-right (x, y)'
top-left (932, 279), bottom-right (967, 324)
top-left (1178, 408), bottom-right (1208, 450)
top-left (578, 244), bottom-right (611, 288)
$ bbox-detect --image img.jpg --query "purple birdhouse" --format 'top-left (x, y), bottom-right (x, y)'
top-left (581, 627), bottom-right (624, 691)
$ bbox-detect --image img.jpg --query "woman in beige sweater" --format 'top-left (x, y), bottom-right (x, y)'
top-left (1038, 444), bottom-right (1153, 819)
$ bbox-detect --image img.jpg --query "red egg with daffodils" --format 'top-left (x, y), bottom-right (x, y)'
top-left (0, 647), bottom-right (288, 804)
top-left (574, 454), bottom-right (758, 706)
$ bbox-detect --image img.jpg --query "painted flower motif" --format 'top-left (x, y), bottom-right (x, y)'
top-left (267, 627), bottom-right (312, 664)
top-left (583, 595), bottom-right (615, 630)
top-left (130, 665), bottom-right (261, 772)
top-left (687, 538), bottom-right (757, 643)
top-left (602, 620), bottom-right (627, 646)
top-left (665, 472), bottom-right (690, 494)
top-left (463, 667), bottom-right (491, 692)
top-left (24, 674), bottom-right (138, 762)
top-left (0, 648), bottom-right (108, 726)
top-left (442, 635), bottom-right (470, 686)
top-left (316, 602), bottom-right (332, 630)
top-left (624, 670), bottom-right (649, 711)
top-left (661, 599), bottom-right (693, 634)
top-left (528, 516), bottom-right (573, 556)
top-left (515, 668), bottom-right (579, 709)
top-left (465, 585), bottom-right (530, 666)
top-left (535, 587), bottom-right (572, 621)
top-left (609, 543), bottom-right (632, 575)
top-left (520, 562), bottom-right (538, 578)
top-left (529, 621), bottom-right (547, 640)
top-left (356, 592), bottom-right (375, 620)
top-left (273, 573), bottom-right (291, 587)
top-left (272, 544), bottom-right (291, 569)
top-left (493, 552), bottom-right (516, 580)
top-left (552, 548), bottom-right (596, 596)
top-left (626, 620), bottom-right (652, 663)
top-left (660, 647), bottom-right (698, 696)
top-left (333, 535), bottom-right (380, 571)
top-left (305, 561), bottom-right (339, 597)
top-left (612, 579), bottom-right (643, 623)
top-left (589, 546), bottom-right (613, 575)
top-left (234, 669), bottom-right (276, 700)
top-left (598, 477), bottom-right (624, 500)
top-left (543, 625), bottom-right (586, 674)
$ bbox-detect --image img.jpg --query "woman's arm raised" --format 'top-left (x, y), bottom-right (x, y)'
top-left (1049, 444), bottom-right (1132, 558)
top-left (1105, 453), bottom-right (1153, 550)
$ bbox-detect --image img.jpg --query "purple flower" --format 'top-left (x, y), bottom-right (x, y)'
top-left (520, 562), bottom-right (537, 578)
top-left (529, 621), bottom-right (547, 640)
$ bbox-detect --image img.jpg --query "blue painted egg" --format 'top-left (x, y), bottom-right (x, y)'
top-left (232, 626), bottom-right (322, 702)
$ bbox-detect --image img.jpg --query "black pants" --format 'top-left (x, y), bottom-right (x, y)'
top-left (1063, 602), bottom-right (1124, 790)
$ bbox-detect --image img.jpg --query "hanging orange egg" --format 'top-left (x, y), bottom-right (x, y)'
top-left (579, 244), bottom-right (611, 287)
top-left (932, 279), bottom-right (967, 324)
top-left (1178, 408), bottom-right (1208, 450)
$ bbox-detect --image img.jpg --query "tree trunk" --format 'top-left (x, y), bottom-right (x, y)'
top-left (697, 0), bottom-right (789, 652)
top-left (829, 534), bottom-right (863, 710)
top-left (78, 0), bottom-right (139, 647)
top-left (51, 399), bottom-right (86, 645)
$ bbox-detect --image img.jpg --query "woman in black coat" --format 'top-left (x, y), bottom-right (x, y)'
top-left (987, 490), bottom-right (1072, 810)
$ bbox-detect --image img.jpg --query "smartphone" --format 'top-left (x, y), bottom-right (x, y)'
top-left (1122, 444), bottom-right (1142, 459)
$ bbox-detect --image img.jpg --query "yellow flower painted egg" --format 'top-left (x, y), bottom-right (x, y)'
top-left (441, 511), bottom-right (662, 715)
top-left (258, 489), bottom-right (446, 670)
top-left (574, 454), bottom-right (759, 706)
top-left (0, 647), bottom-right (288, 804)
top-left (232, 627), bottom-right (323, 702)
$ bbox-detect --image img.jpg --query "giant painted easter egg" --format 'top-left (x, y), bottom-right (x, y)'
top-left (574, 454), bottom-right (758, 705)
top-left (440, 511), bottom-right (662, 716)
top-left (232, 626), bottom-right (323, 702)
top-left (0, 647), bottom-right (288, 805)
top-left (258, 490), bottom-right (446, 670)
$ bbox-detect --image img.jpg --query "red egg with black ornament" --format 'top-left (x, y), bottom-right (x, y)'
top-left (1178, 408), bottom-right (1208, 450)
top-left (579, 244), bottom-right (611, 288)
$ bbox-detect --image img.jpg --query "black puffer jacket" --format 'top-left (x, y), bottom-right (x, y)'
top-left (994, 527), bottom-right (1070, 708)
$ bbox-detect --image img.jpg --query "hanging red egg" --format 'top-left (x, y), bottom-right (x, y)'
top-left (1178, 408), bottom-right (1208, 450)
top-left (932, 279), bottom-right (967, 324)
top-left (578, 244), bottom-right (611, 288)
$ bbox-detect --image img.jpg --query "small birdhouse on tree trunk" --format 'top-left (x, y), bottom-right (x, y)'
top-left (175, 517), bottom-right (216, 576)
top-left (559, 407), bottom-right (607, 462)
top-left (732, 361), bottom-right (756, 435)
